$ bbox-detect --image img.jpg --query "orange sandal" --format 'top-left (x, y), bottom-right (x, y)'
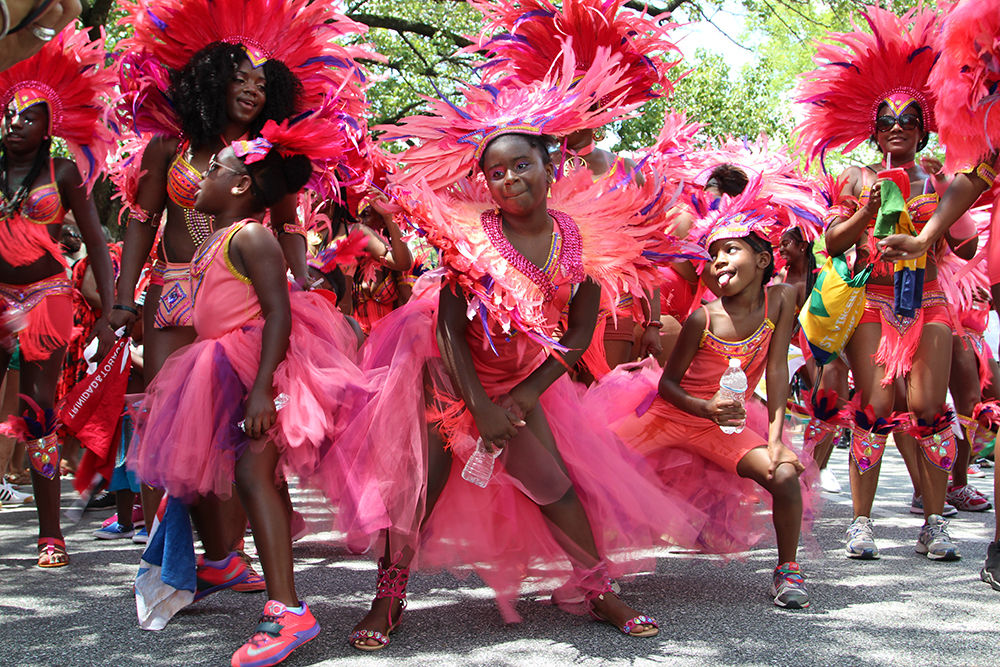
top-left (37, 537), bottom-right (69, 568)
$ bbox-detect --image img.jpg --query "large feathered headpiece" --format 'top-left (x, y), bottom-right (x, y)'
top-left (377, 46), bottom-right (640, 191)
top-left (681, 135), bottom-right (827, 241)
top-left (795, 4), bottom-right (939, 166)
top-left (0, 29), bottom-right (116, 191)
top-left (469, 0), bottom-right (682, 108)
top-left (928, 0), bottom-right (1000, 171)
top-left (688, 176), bottom-right (784, 250)
top-left (118, 0), bottom-right (371, 108)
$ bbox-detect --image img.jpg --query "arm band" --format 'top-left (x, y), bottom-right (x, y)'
top-left (280, 222), bottom-right (308, 237)
top-left (128, 206), bottom-right (162, 227)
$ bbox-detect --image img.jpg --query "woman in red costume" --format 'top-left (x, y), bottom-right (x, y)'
top-left (108, 0), bottom-right (372, 553)
top-left (877, 0), bottom-right (1000, 590)
top-left (346, 58), bottom-right (701, 649)
top-left (0, 29), bottom-right (118, 567)
top-left (796, 5), bottom-right (975, 563)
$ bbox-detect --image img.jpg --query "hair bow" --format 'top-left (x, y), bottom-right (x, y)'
top-left (232, 138), bottom-right (273, 164)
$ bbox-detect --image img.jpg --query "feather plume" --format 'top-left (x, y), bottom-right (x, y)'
top-left (842, 393), bottom-right (907, 435)
top-left (904, 410), bottom-right (956, 438)
top-left (794, 4), bottom-right (940, 166)
top-left (0, 29), bottom-right (116, 191)
top-left (687, 175), bottom-right (786, 250)
top-left (313, 229), bottom-right (370, 273)
top-left (929, 0), bottom-right (1000, 170)
top-left (468, 0), bottom-right (683, 107)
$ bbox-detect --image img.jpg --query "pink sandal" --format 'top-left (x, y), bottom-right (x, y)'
top-left (349, 557), bottom-right (409, 651)
top-left (584, 566), bottom-right (659, 637)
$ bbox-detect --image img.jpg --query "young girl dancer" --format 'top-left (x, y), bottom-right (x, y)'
top-left (348, 61), bottom-right (701, 649)
top-left (131, 121), bottom-right (384, 666)
top-left (0, 29), bottom-right (119, 567)
top-left (608, 181), bottom-right (809, 608)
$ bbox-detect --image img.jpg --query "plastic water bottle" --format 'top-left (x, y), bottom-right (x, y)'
top-left (719, 358), bottom-right (747, 434)
top-left (461, 438), bottom-right (502, 488)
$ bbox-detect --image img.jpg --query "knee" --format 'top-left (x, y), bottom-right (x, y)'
top-left (770, 465), bottom-right (801, 501)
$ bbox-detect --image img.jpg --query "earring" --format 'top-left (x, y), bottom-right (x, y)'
top-left (231, 187), bottom-right (241, 195)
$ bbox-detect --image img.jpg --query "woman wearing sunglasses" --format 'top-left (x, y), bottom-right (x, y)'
top-left (796, 5), bottom-right (976, 563)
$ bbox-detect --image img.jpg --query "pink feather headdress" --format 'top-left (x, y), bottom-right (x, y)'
top-left (469, 0), bottom-right (682, 107)
top-left (687, 176), bottom-right (785, 250)
top-left (0, 29), bottom-right (116, 191)
top-left (795, 4), bottom-right (940, 166)
top-left (117, 0), bottom-right (372, 110)
top-left (928, 0), bottom-right (1000, 170)
top-left (681, 135), bottom-right (827, 241)
top-left (231, 96), bottom-right (366, 200)
top-left (378, 46), bottom-right (640, 191)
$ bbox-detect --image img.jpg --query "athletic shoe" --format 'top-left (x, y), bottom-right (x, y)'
top-left (94, 521), bottom-right (135, 540)
top-left (947, 484), bottom-right (992, 512)
top-left (232, 552), bottom-right (267, 593)
top-left (194, 552), bottom-right (251, 601)
top-left (967, 463), bottom-right (987, 478)
top-left (835, 429), bottom-right (850, 449)
top-left (845, 516), bottom-right (880, 560)
top-left (132, 528), bottom-right (149, 544)
top-left (910, 494), bottom-right (958, 517)
top-left (916, 514), bottom-right (961, 561)
top-left (982, 540), bottom-right (1000, 592)
top-left (0, 479), bottom-right (33, 504)
top-left (769, 562), bottom-right (809, 609)
top-left (101, 504), bottom-right (145, 528)
top-left (231, 600), bottom-right (320, 667)
top-left (819, 468), bottom-right (842, 494)
top-left (975, 457), bottom-right (993, 469)
top-left (84, 491), bottom-right (116, 511)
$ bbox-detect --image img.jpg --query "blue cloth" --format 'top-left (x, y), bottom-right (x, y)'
top-left (134, 497), bottom-right (196, 630)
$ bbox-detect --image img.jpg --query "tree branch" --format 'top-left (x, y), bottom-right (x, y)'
top-left (624, 0), bottom-right (691, 16)
top-left (347, 13), bottom-right (474, 49)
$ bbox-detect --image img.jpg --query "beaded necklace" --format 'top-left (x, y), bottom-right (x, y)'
top-left (480, 208), bottom-right (584, 301)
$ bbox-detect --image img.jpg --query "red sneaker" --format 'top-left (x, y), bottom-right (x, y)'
top-left (232, 553), bottom-right (267, 593)
top-left (231, 600), bottom-right (320, 667)
top-left (194, 552), bottom-right (250, 601)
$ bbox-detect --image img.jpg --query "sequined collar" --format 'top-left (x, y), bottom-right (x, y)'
top-left (481, 209), bottom-right (585, 301)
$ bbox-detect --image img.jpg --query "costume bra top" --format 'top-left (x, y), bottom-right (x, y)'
top-left (167, 142), bottom-right (202, 210)
top-left (2, 180), bottom-right (63, 226)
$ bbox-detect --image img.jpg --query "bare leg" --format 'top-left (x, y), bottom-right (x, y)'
top-left (0, 368), bottom-right (19, 478)
top-left (235, 440), bottom-right (296, 606)
top-left (737, 448), bottom-right (803, 565)
top-left (189, 494), bottom-right (233, 561)
top-left (896, 432), bottom-right (923, 499)
top-left (844, 323), bottom-right (894, 518)
top-left (604, 339), bottom-right (632, 370)
top-left (906, 323), bottom-right (954, 518)
top-left (949, 337), bottom-right (982, 489)
top-left (115, 490), bottom-right (136, 531)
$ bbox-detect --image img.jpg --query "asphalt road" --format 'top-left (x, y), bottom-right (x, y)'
top-left (1, 445), bottom-right (997, 667)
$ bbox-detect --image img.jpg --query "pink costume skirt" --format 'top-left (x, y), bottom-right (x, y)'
top-left (342, 295), bottom-right (706, 621)
top-left (0, 274), bottom-right (74, 361)
top-left (858, 280), bottom-right (956, 384)
top-left (588, 360), bottom-right (821, 556)
top-left (150, 261), bottom-right (194, 329)
top-left (130, 291), bottom-right (389, 542)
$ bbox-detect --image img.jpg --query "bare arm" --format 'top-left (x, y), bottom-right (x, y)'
top-left (825, 167), bottom-right (879, 258)
top-left (270, 193), bottom-right (310, 284)
top-left (437, 282), bottom-right (525, 451)
top-left (231, 223), bottom-right (292, 440)
top-left (108, 136), bottom-right (173, 331)
top-left (58, 158), bottom-right (115, 356)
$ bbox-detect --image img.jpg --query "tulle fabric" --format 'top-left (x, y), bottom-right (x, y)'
top-left (130, 292), bottom-right (390, 541)
top-left (343, 282), bottom-right (707, 621)
top-left (589, 358), bottom-right (821, 557)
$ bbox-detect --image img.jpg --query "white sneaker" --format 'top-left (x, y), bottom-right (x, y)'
top-left (916, 514), bottom-right (961, 561)
top-left (845, 516), bottom-right (880, 560)
top-left (0, 479), bottom-right (33, 504)
top-left (967, 463), bottom-right (987, 479)
top-left (820, 468), bottom-right (842, 494)
top-left (910, 494), bottom-right (958, 517)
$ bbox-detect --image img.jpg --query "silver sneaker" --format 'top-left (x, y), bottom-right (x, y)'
top-left (0, 479), bottom-right (32, 504)
top-left (845, 516), bottom-right (879, 560)
top-left (910, 494), bottom-right (958, 517)
top-left (916, 514), bottom-right (961, 561)
top-left (982, 540), bottom-right (1000, 591)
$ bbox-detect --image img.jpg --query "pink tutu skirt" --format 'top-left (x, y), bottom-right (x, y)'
top-left (130, 291), bottom-right (390, 541)
top-left (344, 294), bottom-right (708, 621)
top-left (588, 359), bottom-right (821, 556)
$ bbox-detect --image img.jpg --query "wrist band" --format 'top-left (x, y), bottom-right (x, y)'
top-left (112, 304), bottom-right (139, 316)
top-left (128, 206), bottom-right (162, 227)
top-left (642, 320), bottom-right (663, 329)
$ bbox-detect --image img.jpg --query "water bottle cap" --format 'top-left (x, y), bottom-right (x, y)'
top-left (728, 358), bottom-right (741, 368)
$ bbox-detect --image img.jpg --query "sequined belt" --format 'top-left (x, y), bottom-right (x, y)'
top-left (0, 274), bottom-right (73, 311)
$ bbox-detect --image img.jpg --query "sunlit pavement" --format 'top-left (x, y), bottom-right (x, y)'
top-left (1, 445), bottom-right (997, 667)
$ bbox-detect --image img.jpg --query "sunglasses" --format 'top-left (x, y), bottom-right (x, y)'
top-left (875, 113), bottom-right (921, 133)
top-left (207, 154), bottom-right (245, 176)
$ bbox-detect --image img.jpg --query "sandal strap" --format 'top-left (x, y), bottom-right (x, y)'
top-left (582, 562), bottom-right (616, 605)
top-left (621, 615), bottom-right (659, 635)
top-left (375, 556), bottom-right (410, 607)
top-left (349, 629), bottom-right (389, 647)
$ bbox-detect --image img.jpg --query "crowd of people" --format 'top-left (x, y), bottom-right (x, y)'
top-left (1, 1), bottom-right (999, 666)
